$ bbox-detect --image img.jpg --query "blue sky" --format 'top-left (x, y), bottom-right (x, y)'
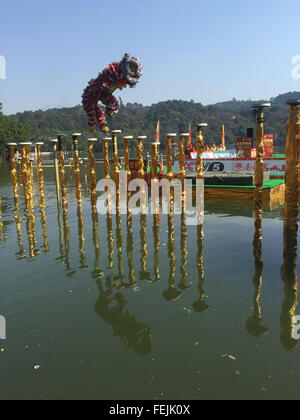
top-left (1, 0), bottom-right (300, 115)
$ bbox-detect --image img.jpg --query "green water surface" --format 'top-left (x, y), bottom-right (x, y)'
top-left (0, 162), bottom-right (299, 401)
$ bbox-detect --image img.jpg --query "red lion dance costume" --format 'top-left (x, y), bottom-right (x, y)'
top-left (82, 53), bottom-right (142, 132)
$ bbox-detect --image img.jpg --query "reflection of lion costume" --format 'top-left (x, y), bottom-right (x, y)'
top-left (82, 53), bottom-right (142, 131)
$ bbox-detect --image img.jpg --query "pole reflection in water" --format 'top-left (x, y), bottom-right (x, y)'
top-left (107, 213), bottom-right (115, 269)
top-left (0, 196), bottom-right (7, 242)
top-left (115, 213), bottom-right (125, 286)
top-left (127, 211), bottom-right (136, 287)
top-left (94, 277), bottom-right (153, 356)
top-left (153, 214), bottom-right (160, 283)
top-left (72, 133), bottom-right (87, 269)
top-left (193, 224), bottom-right (209, 313)
top-left (178, 212), bottom-right (190, 290)
top-left (163, 211), bottom-right (181, 301)
top-left (246, 200), bottom-right (268, 337)
top-left (281, 220), bottom-right (298, 351)
top-left (139, 214), bottom-right (151, 282)
top-left (76, 180), bottom-right (88, 270)
top-left (88, 138), bottom-right (103, 279)
top-left (91, 211), bottom-right (103, 279)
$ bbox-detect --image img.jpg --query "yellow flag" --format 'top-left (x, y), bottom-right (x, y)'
top-left (222, 125), bottom-right (226, 149)
top-left (156, 121), bottom-right (160, 143)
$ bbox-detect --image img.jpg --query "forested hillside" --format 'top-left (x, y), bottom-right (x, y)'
top-left (1, 91), bottom-right (299, 155)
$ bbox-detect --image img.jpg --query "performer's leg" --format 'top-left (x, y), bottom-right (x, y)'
top-left (101, 94), bottom-right (120, 117)
top-left (84, 105), bottom-right (97, 129)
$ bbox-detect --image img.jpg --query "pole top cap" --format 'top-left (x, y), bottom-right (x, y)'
top-left (111, 130), bottom-right (122, 134)
top-left (35, 142), bottom-right (44, 145)
top-left (167, 133), bottom-right (177, 137)
top-left (7, 143), bottom-right (17, 146)
top-left (286, 99), bottom-right (300, 106)
top-left (198, 123), bottom-right (208, 127)
top-left (103, 137), bottom-right (112, 141)
top-left (19, 142), bottom-right (32, 145)
top-left (251, 103), bottom-right (271, 109)
top-left (151, 142), bottom-right (160, 145)
top-left (123, 136), bottom-right (134, 140)
top-left (88, 138), bottom-right (98, 142)
top-left (180, 133), bottom-right (190, 137)
top-left (72, 133), bottom-right (81, 137)
top-left (137, 136), bottom-right (147, 140)
top-left (51, 139), bottom-right (58, 143)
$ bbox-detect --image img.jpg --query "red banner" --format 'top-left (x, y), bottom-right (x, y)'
top-left (263, 134), bottom-right (274, 157)
top-left (236, 137), bottom-right (253, 158)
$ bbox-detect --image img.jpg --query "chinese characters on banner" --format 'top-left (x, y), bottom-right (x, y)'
top-left (236, 134), bottom-right (274, 158)
top-left (236, 137), bottom-right (253, 158)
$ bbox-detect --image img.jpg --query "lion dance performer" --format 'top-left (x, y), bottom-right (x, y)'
top-left (82, 53), bottom-right (142, 132)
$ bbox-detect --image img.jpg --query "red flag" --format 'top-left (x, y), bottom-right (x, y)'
top-left (188, 124), bottom-right (192, 147)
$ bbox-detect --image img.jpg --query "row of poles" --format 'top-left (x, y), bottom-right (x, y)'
top-left (5, 98), bottom-right (300, 222)
top-left (4, 100), bottom-right (300, 349)
top-left (4, 140), bottom-right (299, 350)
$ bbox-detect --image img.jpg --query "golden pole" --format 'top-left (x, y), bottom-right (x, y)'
top-left (112, 130), bottom-right (121, 213)
top-left (165, 134), bottom-right (176, 214)
top-left (281, 98), bottom-right (299, 349)
top-left (196, 123), bottom-right (207, 180)
top-left (7, 145), bottom-right (25, 257)
top-left (72, 133), bottom-right (82, 206)
top-left (102, 137), bottom-right (112, 179)
top-left (179, 133), bottom-right (189, 206)
top-left (252, 103), bottom-right (270, 219)
top-left (19, 142), bottom-right (33, 210)
top-left (36, 142), bottom-right (49, 253)
top-left (151, 142), bottom-right (159, 180)
top-left (88, 138), bottom-right (98, 213)
top-left (51, 139), bottom-right (61, 210)
top-left (123, 135), bottom-right (133, 182)
top-left (123, 136), bottom-right (133, 212)
top-left (136, 136), bottom-right (147, 180)
top-left (20, 142), bottom-right (38, 258)
top-left (36, 142), bottom-right (45, 202)
top-left (7, 143), bottom-right (19, 205)
top-left (57, 134), bottom-right (68, 216)
top-left (284, 99), bottom-right (300, 233)
top-left (69, 159), bottom-right (74, 192)
top-left (196, 123), bottom-right (207, 240)
top-left (112, 130), bottom-right (121, 183)
top-left (83, 158), bottom-right (89, 194)
top-left (166, 134), bottom-right (176, 183)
